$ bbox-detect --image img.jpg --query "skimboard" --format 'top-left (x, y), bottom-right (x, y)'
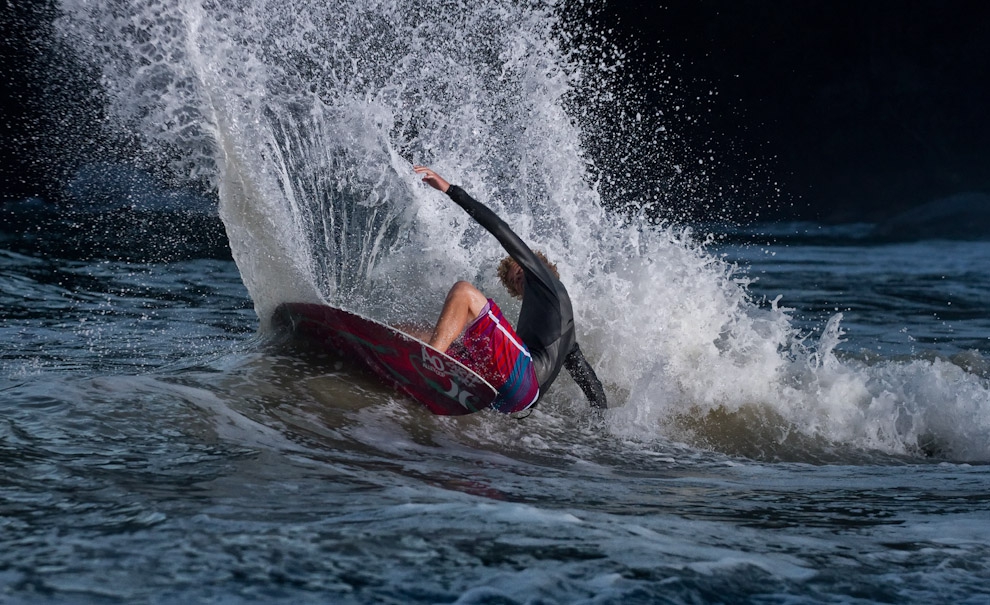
top-left (273, 302), bottom-right (497, 415)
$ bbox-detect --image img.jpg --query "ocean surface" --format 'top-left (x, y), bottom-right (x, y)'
top-left (3, 223), bottom-right (989, 604)
top-left (4, 0), bottom-right (990, 602)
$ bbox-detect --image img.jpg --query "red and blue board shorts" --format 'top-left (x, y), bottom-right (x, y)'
top-left (448, 299), bottom-right (540, 413)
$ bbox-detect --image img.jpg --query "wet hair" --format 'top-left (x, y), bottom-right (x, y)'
top-left (497, 251), bottom-right (558, 298)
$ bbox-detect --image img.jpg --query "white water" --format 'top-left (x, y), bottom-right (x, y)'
top-left (56, 0), bottom-right (990, 462)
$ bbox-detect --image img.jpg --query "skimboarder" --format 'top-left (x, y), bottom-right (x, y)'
top-left (414, 166), bottom-right (607, 412)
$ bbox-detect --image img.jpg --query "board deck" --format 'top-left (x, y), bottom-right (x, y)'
top-left (273, 302), bottom-right (497, 415)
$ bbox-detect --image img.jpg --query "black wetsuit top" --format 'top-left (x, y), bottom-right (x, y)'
top-left (446, 185), bottom-right (608, 409)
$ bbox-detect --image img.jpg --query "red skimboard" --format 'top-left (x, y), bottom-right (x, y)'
top-left (273, 302), bottom-right (497, 415)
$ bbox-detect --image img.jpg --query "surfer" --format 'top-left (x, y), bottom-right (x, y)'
top-left (414, 165), bottom-right (608, 412)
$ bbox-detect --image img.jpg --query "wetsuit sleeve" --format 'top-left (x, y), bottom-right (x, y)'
top-left (445, 185), bottom-right (556, 288)
top-left (563, 344), bottom-right (608, 409)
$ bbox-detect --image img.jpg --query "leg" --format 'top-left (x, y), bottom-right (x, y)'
top-left (429, 281), bottom-right (489, 353)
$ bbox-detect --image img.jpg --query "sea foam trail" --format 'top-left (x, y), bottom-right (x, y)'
top-left (56, 0), bottom-right (990, 462)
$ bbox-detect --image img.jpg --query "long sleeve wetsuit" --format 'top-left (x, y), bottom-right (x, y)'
top-left (446, 185), bottom-right (608, 409)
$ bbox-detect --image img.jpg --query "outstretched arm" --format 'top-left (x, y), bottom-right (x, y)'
top-left (563, 344), bottom-right (608, 409)
top-left (413, 165), bottom-right (555, 289)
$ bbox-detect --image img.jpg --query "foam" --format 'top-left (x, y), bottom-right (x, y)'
top-left (57, 0), bottom-right (990, 462)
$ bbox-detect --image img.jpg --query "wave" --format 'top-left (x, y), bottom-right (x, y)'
top-left (55, 0), bottom-right (990, 462)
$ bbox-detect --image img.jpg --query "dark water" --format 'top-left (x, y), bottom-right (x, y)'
top-left (3, 0), bottom-right (988, 601)
top-left (719, 224), bottom-right (990, 359)
top-left (2, 230), bottom-right (989, 603)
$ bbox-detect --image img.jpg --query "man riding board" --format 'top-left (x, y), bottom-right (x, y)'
top-left (414, 166), bottom-right (607, 413)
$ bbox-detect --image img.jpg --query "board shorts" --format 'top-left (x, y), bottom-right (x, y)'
top-left (447, 299), bottom-right (540, 413)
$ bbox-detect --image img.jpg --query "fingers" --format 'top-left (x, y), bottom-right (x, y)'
top-left (413, 165), bottom-right (435, 181)
top-left (413, 165), bottom-right (450, 192)
top-left (414, 166), bottom-right (439, 180)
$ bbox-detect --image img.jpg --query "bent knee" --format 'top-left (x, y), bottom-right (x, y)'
top-left (448, 281), bottom-right (482, 297)
top-left (446, 281), bottom-right (488, 313)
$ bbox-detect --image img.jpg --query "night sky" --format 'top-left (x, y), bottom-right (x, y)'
top-left (3, 1), bottom-right (989, 223)
top-left (604, 0), bottom-right (990, 221)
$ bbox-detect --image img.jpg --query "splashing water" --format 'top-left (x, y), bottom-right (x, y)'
top-left (56, 0), bottom-right (989, 462)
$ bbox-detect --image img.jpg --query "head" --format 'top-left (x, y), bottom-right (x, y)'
top-left (497, 251), bottom-right (559, 298)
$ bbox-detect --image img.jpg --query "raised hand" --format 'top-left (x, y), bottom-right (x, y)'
top-left (413, 165), bottom-right (451, 193)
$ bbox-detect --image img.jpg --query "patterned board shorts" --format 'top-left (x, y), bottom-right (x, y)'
top-left (447, 299), bottom-right (540, 413)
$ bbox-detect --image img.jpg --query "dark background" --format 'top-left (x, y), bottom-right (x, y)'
top-left (601, 0), bottom-right (990, 222)
top-left (3, 1), bottom-right (989, 223)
